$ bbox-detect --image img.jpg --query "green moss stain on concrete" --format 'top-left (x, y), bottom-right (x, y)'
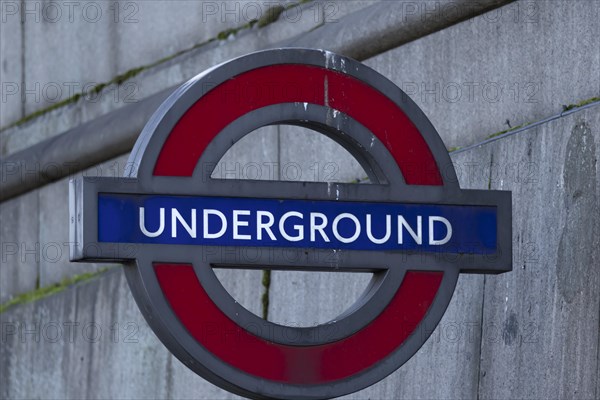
top-left (261, 269), bottom-right (272, 320)
top-left (484, 96), bottom-right (600, 142)
top-left (216, 20), bottom-right (257, 40)
top-left (4, 94), bottom-right (83, 129)
top-left (486, 121), bottom-right (532, 140)
top-left (0, 267), bottom-right (112, 314)
top-left (562, 96), bottom-right (600, 112)
top-left (215, 2), bottom-right (294, 39)
top-left (257, 5), bottom-right (285, 28)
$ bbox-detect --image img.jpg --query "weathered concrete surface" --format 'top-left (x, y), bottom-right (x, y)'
top-left (0, 1), bottom-right (23, 128)
top-left (279, 126), bottom-right (367, 183)
top-left (0, 267), bottom-right (253, 400)
top-left (365, 0), bottom-right (600, 148)
top-left (212, 126), bottom-right (280, 181)
top-left (476, 105), bottom-right (600, 399)
top-left (269, 270), bottom-right (372, 326)
top-left (0, 190), bottom-right (38, 304)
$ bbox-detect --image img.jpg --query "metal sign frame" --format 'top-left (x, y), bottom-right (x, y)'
top-left (70, 48), bottom-right (511, 399)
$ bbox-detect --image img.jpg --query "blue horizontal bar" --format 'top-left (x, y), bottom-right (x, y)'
top-left (98, 194), bottom-right (497, 254)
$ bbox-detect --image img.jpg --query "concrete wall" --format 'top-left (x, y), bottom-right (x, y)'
top-left (1, 0), bottom-right (599, 399)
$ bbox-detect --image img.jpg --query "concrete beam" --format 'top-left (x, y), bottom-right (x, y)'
top-left (284, 0), bottom-right (514, 61)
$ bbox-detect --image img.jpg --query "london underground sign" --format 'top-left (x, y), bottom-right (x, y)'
top-left (70, 49), bottom-right (511, 399)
